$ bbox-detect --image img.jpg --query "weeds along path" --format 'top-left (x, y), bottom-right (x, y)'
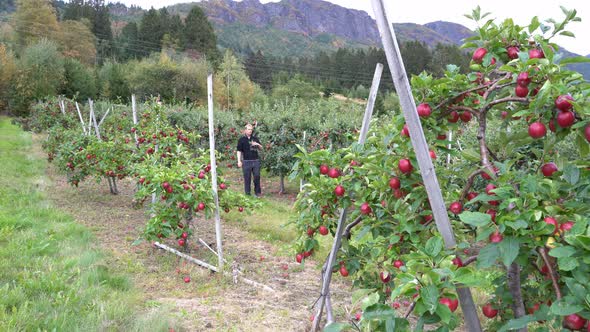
top-left (37, 135), bottom-right (353, 331)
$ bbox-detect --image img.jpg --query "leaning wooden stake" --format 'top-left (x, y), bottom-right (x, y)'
top-left (371, 0), bottom-right (482, 330)
top-left (98, 107), bottom-right (111, 128)
top-left (89, 99), bottom-right (101, 140)
top-left (207, 73), bottom-right (224, 270)
top-left (75, 102), bottom-right (87, 135)
top-left (312, 63), bottom-right (383, 331)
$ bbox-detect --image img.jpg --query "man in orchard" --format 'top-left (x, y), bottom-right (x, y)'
top-left (236, 123), bottom-right (262, 197)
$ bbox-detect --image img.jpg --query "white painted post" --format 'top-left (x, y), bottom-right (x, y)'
top-left (371, 1), bottom-right (482, 331)
top-left (312, 63), bottom-right (383, 331)
top-left (98, 107), bottom-right (111, 128)
top-left (132, 95), bottom-right (139, 146)
top-left (300, 130), bottom-right (307, 192)
top-left (207, 73), bottom-right (224, 270)
top-left (447, 130), bottom-right (453, 165)
top-left (89, 99), bottom-right (101, 140)
top-left (59, 97), bottom-right (66, 115)
top-left (75, 102), bottom-right (87, 135)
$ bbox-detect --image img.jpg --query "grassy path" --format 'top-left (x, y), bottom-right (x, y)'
top-left (0, 117), bottom-right (175, 331)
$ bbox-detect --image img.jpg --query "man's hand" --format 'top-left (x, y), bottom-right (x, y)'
top-left (251, 142), bottom-right (262, 148)
top-left (237, 161), bottom-right (242, 168)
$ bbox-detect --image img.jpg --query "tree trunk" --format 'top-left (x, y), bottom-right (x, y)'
top-left (508, 262), bottom-right (527, 332)
top-left (279, 174), bottom-right (285, 194)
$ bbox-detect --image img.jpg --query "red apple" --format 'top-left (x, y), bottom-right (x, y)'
top-left (219, 183), bottom-right (227, 190)
top-left (517, 72), bottom-right (531, 86)
top-left (319, 225), bottom-right (329, 236)
top-left (529, 49), bottom-right (545, 59)
top-left (360, 202), bottom-right (372, 215)
top-left (557, 110), bottom-right (575, 128)
top-left (528, 303), bottom-right (541, 315)
top-left (555, 94), bottom-right (574, 112)
top-left (389, 177), bottom-right (401, 190)
top-left (328, 168), bottom-right (340, 179)
top-left (560, 221), bottom-right (575, 233)
top-left (485, 183), bottom-right (497, 195)
top-left (467, 192), bottom-right (478, 201)
top-left (472, 47), bottom-right (488, 63)
top-left (319, 164), bottom-right (329, 175)
top-left (197, 202), bottom-right (205, 211)
top-left (181, 232), bottom-right (188, 239)
top-left (452, 257), bottom-right (463, 267)
top-left (393, 260), bottom-right (404, 269)
top-left (528, 122), bottom-right (547, 139)
top-left (296, 253), bottom-right (303, 263)
top-left (429, 150), bottom-right (437, 159)
top-left (198, 171), bottom-right (205, 179)
top-left (564, 313), bottom-right (587, 330)
top-left (339, 265), bottom-right (349, 277)
top-left (541, 163), bottom-right (558, 177)
top-left (482, 303), bottom-right (498, 318)
top-left (183, 276), bottom-right (191, 283)
top-left (585, 124), bottom-right (590, 142)
top-left (401, 124), bottom-right (410, 137)
top-left (544, 217), bottom-right (559, 235)
top-left (307, 227), bottom-right (315, 237)
top-left (460, 111), bottom-right (472, 122)
top-left (501, 111), bottom-right (509, 119)
top-left (439, 297), bottom-right (459, 312)
top-left (398, 159), bottom-right (413, 174)
top-left (355, 312), bottom-right (362, 321)
top-left (507, 46), bottom-right (520, 59)
top-left (417, 103), bottom-right (432, 117)
top-left (449, 201), bottom-right (463, 215)
top-left (448, 111), bottom-right (460, 123)
top-left (549, 119), bottom-right (557, 132)
top-left (489, 231), bottom-right (503, 243)
top-left (178, 238), bottom-right (186, 247)
top-left (380, 271), bottom-right (391, 283)
top-left (238, 206), bottom-right (244, 212)
top-left (334, 185), bottom-right (345, 197)
top-left (515, 85), bottom-right (529, 97)
top-left (486, 209), bottom-right (497, 222)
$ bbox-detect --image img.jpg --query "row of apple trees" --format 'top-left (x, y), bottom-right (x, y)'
top-left (290, 7), bottom-right (590, 331)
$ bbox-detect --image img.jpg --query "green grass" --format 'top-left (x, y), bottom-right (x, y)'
top-left (224, 178), bottom-right (333, 259)
top-left (0, 117), bottom-right (177, 332)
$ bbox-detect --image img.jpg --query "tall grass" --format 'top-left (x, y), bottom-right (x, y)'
top-left (0, 118), bottom-right (177, 331)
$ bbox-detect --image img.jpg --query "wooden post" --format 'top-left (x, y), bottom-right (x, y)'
top-left (207, 73), bottom-right (224, 270)
top-left (312, 63), bottom-right (383, 330)
top-left (132, 95), bottom-right (138, 146)
top-left (89, 99), bottom-right (101, 140)
top-left (98, 107), bottom-right (111, 128)
top-left (300, 131), bottom-right (306, 192)
top-left (75, 102), bottom-right (87, 135)
top-left (371, 1), bottom-right (482, 331)
top-left (58, 97), bottom-right (66, 115)
top-left (447, 130), bottom-right (453, 165)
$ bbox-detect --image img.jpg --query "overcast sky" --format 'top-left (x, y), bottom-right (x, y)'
top-left (108, 0), bottom-right (590, 55)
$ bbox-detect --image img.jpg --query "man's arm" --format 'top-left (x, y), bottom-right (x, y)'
top-left (237, 151), bottom-right (242, 168)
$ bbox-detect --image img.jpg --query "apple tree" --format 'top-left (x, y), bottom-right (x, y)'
top-left (291, 7), bottom-right (590, 331)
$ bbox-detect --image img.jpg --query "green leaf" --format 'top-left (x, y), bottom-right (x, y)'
top-left (562, 164), bottom-right (580, 185)
top-left (548, 246), bottom-right (576, 258)
top-left (550, 298), bottom-right (583, 315)
top-left (361, 292), bottom-right (380, 310)
top-left (421, 284), bottom-right (439, 314)
top-left (560, 56), bottom-right (590, 65)
top-left (529, 16), bottom-right (540, 33)
top-left (498, 315), bottom-right (536, 332)
top-left (323, 322), bottom-right (352, 332)
top-left (425, 237), bottom-right (443, 257)
top-left (558, 256), bottom-right (579, 271)
top-left (498, 237), bottom-right (519, 267)
top-left (362, 303), bottom-right (396, 320)
top-left (459, 211), bottom-right (492, 227)
top-left (453, 268), bottom-right (484, 286)
top-left (477, 244), bottom-right (500, 268)
top-left (435, 302), bottom-right (452, 324)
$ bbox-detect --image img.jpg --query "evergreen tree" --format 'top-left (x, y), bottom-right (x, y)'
top-left (183, 6), bottom-right (219, 63)
top-left (116, 21), bottom-right (139, 60)
top-left (429, 43), bottom-right (470, 76)
top-left (400, 40), bottom-right (432, 76)
top-left (138, 8), bottom-right (162, 56)
top-left (244, 50), bottom-right (272, 90)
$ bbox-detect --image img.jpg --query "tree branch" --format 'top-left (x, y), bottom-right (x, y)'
top-left (538, 247), bottom-right (562, 300)
top-left (343, 216), bottom-right (363, 239)
top-left (482, 73), bottom-right (512, 100)
top-left (483, 96), bottom-right (529, 112)
top-left (508, 263), bottom-right (527, 332)
top-left (463, 255), bottom-right (478, 267)
top-left (459, 169), bottom-right (484, 202)
top-left (404, 301), bottom-right (417, 319)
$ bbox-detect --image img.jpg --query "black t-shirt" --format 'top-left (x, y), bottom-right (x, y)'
top-left (237, 135), bottom-right (260, 160)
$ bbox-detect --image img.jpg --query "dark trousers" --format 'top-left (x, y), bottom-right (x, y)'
top-left (242, 159), bottom-right (261, 195)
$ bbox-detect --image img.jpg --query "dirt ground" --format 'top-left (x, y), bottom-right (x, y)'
top-left (38, 139), bottom-right (354, 331)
